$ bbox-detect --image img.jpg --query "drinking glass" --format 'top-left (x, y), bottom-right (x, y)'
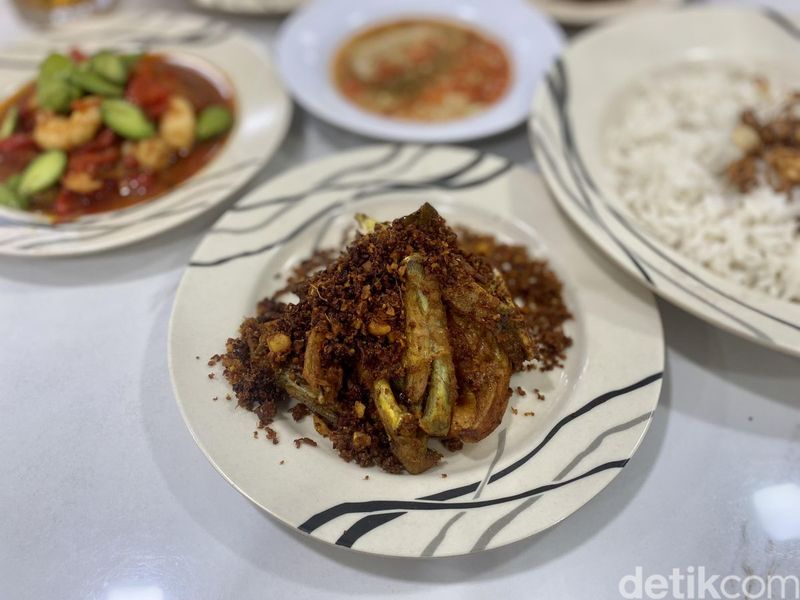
top-left (11, 0), bottom-right (119, 27)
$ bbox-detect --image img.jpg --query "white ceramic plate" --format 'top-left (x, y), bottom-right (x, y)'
top-left (169, 145), bottom-right (664, 557)
top-left (192, 0), bottom-right (302, 15)
top-left (275, 0), bottom-right (563, 142)
top-left (530, 0), bottom-right (681, 27)
top-left (0, 10), bottom-right (292, 257)
top-left (530, 5), bottom-right (800, 356)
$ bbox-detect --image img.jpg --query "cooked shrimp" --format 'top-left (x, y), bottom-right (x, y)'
top-left (159, 95), bottom-right (196, 151)
top-left (33, 99), bottom-right (102, 151)
top-left (132, 137), bottom-right (172, 171)
top-left (62, 171), bottom-right (103, 194)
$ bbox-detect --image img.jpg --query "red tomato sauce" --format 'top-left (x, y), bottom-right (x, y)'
top-left (332, 19), bottom-right (511, 122)
top-left (0, 54), bottom-right (235, 222)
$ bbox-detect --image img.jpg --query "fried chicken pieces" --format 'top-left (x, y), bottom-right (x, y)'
top-left (726, 92), bottom-right (800, 195)
top-left (222, 204), bottom-right (540, 474)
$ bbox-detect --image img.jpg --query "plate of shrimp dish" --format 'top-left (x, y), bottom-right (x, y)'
top-left (0, 10), bottom-right (291, 256)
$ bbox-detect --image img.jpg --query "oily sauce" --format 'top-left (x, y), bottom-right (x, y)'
top-left (332, 19), bottom-right (511, 122)
top-left (0, 54), bottom-right (235, 221)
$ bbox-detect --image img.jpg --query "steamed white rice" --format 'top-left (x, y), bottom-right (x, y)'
top-left (605, 61), bottom-right (800, 303)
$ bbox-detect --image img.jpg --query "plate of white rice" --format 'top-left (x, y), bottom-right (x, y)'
top-left (529, 0), bottom-right (681, 27)
top-left (530, 5), bottom-right (800, 356)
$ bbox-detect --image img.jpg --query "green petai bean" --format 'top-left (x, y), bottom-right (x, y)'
top-left (18, 150), bottom-right (67, 197)
top-left (196, 105), bottom-right (233, 141)
top-left (0, 106), bottom-right (18, 139)
top-left (89, 51), bottom-right (129, 85)
top-left (101, 99), bottom-right (155, 140)
top-left (69, 69), bottom-right (124, 97)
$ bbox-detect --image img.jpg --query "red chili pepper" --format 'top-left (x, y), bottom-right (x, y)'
top-left (17, 96), bottom-right (37, 130)
top-left (76, 128), bottom-right (118, 153)
top-left (126, 68), bottom-right (171, 119)
top-left (55, 179), bottom-right (120, 220)
top-left (54, 188), bottom-right (81, 217)
top-left (18, 110), bottom-right (36, 133)
top-left (0, 134), bottom-right (38, 173)
top-left (69, 48), bottom-right (88, 63)
top-left (68, 146), bottom-right (121, 175)
top-left (122, 153), bottom-right (138, 170)
top-left (0, 133), bottom-right (37, 154)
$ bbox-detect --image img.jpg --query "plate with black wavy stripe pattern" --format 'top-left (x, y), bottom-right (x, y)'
top-left (529, 0), bottom-right (681, 27)
top-left (192, 0), bottom-right (302, 15)
top-left (530, 5), bottom-right (800, 356)
top-left (168, 145), bottom-right (664, 557)
top-left (0, 11), bottom-right (291, 257)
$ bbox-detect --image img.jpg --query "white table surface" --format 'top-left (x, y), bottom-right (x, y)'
top-left (1, 1), bottom-right (799, 599)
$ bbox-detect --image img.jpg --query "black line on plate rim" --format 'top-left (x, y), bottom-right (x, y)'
top-left (539, 61), bottom-right (781, 339)
top-left (298, 372), bottom-right (661, 536)
top-left (535, 126), bottom-right (773, 340)
top-left (469, 410), bottom-right (653, 553)
top-left (419, 371), bottom-right (661, 503)
top-left (340, 428), bottom-right (509, 552)
top-left (761, 7), bottom-right (800, 40)
top-left (229, 147), bottom-right (494, 218)
top-left (488, 372), bottom-right (661, 483)
top-left (335, 512), bottom-right (407, 548)
top-left (0, 157), bottom-right (259, 249)
top-left (189, 201), bottom-right (345, 267)
top-left (229, 145), bottom-right (403, 213)
top-left (544, 57), bottom-right (791, 335)
top-left (190, 148), bottom-right (511, 265)
top-left (602, 200), bottom-right (799, 332)
top-left (8, 182), bottom-right (233, 250)
top-left (299, 459), bottom-right (628, 535)
top-left (545, 65), bottom-right (654, 285)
